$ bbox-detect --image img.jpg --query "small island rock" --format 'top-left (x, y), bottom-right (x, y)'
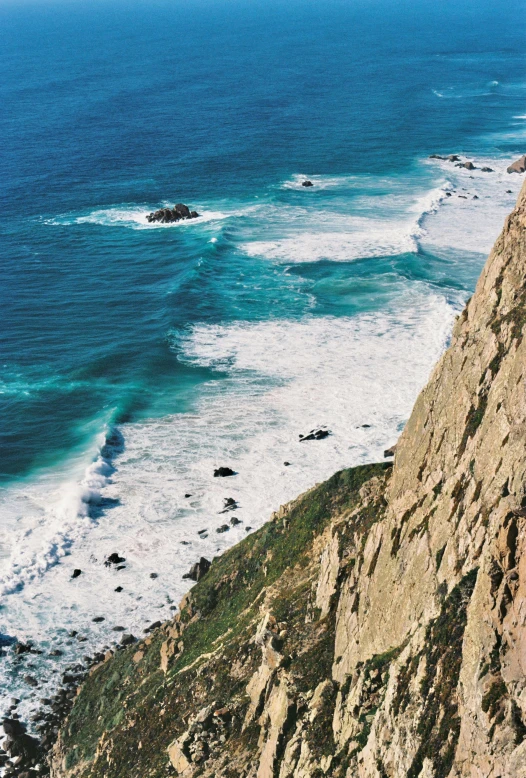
top-left (147, 203), bottom-right (200, 224)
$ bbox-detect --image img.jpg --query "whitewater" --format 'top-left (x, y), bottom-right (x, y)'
top-left (0, 153), bottom-right (523, 725)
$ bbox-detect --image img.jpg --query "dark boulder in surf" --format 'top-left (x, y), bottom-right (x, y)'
top-left (301, 180), bottom-right (314, 187)
top-left (481, 167), bottom-right (494, 172)
top-left (220, 497), bottom-right (238, 512)
top-left (299, 428), bottom-right (331, 442)
top-left (14, 643), bottom-right (33, 656)
top-left (214, 467), bottom-right (236, 477)
top-left (384, 445), bottom-right (397, 458)
top-left (146, 203), bottom-right (200, 223)
top-left (182, 557), bottom-right (211, 582)
top-left (144, 621), bottom-right (162, 633)
top-left (105, 553), bottom-right (126, 567)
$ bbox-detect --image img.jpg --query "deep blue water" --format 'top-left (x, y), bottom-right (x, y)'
top-left (1, 0), bottom-right (524, 481)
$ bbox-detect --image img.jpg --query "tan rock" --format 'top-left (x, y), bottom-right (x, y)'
top-left (167, 739), bottom-right (191, 775)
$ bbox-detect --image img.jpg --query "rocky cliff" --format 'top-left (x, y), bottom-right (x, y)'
top-left (49, 182), bottom-right (526, 778)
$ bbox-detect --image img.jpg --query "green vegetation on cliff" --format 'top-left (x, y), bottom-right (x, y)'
top-left (59, 463), bottom-right (390, 777)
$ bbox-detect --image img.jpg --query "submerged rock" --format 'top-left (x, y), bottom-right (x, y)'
top-left (146, 203), bottom-right (200, 224)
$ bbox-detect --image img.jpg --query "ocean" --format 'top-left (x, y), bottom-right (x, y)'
top-left (0, 0), bottom-right (525, 721)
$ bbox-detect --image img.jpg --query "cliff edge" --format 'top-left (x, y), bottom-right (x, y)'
top-left (50, 182), bottom-right (526, 778)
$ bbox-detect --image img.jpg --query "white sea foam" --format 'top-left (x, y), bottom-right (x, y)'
top-left (244, 184), bottom-right (450, 263)
top-left (47, 204), bottom-right (258, 230)
top-left (421, 155), bottom-right (523, 255)
top-left (0, 291), bottom-right (458, 722)
top-left (73, 207), bottom-right (230, 229)
top-left (281, 173), bottom-right (360, 190)
top-left (0, 440), bottom-right (113, 598)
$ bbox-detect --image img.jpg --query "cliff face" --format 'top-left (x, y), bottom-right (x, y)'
top-left (50, 182), bottom-right (526, 778)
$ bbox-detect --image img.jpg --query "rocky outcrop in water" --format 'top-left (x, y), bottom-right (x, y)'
top-left (146, 203), bottom-right (199, 223)
top-left (182, 558), bottom-right (211, 582)
top-left (48, 183), bottom-right (526, 778)
top-left (507, 155), bottom-right (526, 174)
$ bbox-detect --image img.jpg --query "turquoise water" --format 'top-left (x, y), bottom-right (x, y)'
top-left (0, 0), bottom-right (525, 717)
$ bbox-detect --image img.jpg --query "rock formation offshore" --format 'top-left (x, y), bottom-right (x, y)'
top-left (48, 182), bottom-right (526, 778)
